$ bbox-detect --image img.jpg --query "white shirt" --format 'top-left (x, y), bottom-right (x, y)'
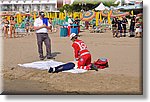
top-left (68, 18), bottom-right (73, 26)
top-left (34, 17), bottom-right (50, 33)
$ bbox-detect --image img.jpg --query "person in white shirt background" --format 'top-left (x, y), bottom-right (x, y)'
top-left (68, 16), bottom-right (74, 26)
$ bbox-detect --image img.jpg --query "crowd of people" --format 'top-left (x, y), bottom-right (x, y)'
top-left (111, 15), bottom-right (143, 38)
top-left (0, 15), bottom-right (34, 38)
top-left (0, 14), bottom-right (56, 38)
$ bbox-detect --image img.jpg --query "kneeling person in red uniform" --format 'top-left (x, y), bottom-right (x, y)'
top-left (70, 33), bottom-right (98, 71)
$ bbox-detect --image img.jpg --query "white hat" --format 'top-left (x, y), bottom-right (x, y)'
top-left (70, 33), bottom-right (77, 40)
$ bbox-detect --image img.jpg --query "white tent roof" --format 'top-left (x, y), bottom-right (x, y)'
top-left (18, 0), bottom-right (24, 4)
top-left (25, 0), bottom-right (32, 4)
top-left (95, 3), bottom-right (106, 11)
top-left (2, 1), bottom-right (10, 4)
top-left (10, 0), bottom-right (17, 4)
top-left (32, 0), bottom-right (40, 4)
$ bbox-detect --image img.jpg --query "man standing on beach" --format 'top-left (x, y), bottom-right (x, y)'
top-left (122, 16), bottom-right (128, 37)
top-left (70, 33), bottom-right (98, 71)
top-left (112, 17), bottom-right (118, 38)
top-left (34, 11), bottom-right (52, 60)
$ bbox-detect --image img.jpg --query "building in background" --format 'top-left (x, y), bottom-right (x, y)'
top-left (63, 0), bottom-right (71, 5)
top-left (57, 0), bottom-right (63, 9)
top-left (0, 0), bottom-right (60, 12)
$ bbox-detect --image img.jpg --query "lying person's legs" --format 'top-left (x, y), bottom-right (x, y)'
top-left (48, 62), bottom-right (75, 73)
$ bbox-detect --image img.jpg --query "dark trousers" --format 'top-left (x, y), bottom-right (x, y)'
top-left (123, 25), bottom-right (126, 33)
top-left (130, 26), bottom-right (135, 36)
top-left (54, 62), bottom-right (75, 73)
top-left (36, 33), bottom-right (51, 57)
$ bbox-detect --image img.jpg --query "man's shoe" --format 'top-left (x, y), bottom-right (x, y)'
top-left (39, 54), bottom-right (44, 60)
top-left (40, 57), bottom-right (44, 60)
top-left (39, 56), bottom-right (44, 60)
top-left (90, 63), bottom-right (98, 71)
top-left (47, 55), bottom-right (53, 59)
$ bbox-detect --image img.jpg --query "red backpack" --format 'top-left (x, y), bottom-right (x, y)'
top-left (94, 58), bottom-right (109, 69)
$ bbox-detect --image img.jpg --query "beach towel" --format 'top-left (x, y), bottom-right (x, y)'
top-left (18, 60), bottom-right (87, 74)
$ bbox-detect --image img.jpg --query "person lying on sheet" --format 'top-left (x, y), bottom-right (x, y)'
top-left (48, 60), bottom-right (98, 73)
top-left (48, 62), bottom-right (75, 73)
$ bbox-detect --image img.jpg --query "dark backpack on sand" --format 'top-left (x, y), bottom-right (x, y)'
top-left (94, 58), bottom-right (109, 69)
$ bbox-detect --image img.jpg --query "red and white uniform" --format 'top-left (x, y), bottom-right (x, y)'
top-left (72, 39), bottom-right (91, 70)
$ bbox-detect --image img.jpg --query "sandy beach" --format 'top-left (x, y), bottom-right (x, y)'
top-left (2, 29), bottom-right (142, 95)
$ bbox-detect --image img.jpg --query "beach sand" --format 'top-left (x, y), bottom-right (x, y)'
top-left (2, 29), bottom-right (142, 95)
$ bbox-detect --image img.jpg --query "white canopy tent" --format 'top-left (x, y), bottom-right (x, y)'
top-left (18, 0), bottom-right (24, 4)
top-left (25, 0), bottom-right (32, 4)
top-left (95, 3), bottom-right (106, 11)
top-left (1, 0), bottom-right (10, 4)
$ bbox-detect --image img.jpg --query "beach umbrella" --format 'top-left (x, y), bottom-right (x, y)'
top-left (69, 12), bottom-right (73, 18)
top-left (100, 11), bottom-right (102, 23)
top-left (59, 12), bottom-right (61, 20)
top-left (46, 12), bottom-right (50, 19)
top-left (49, 12), bottom-right (52, 19)
top-left (80, 12), bottom-right (82, 19)
top-left (111, 11), bottom-right (129, 17)
top-left (96, 12), bottom-right (99, 26)
top-left (73, 12), bottom-right (79, 19)
top-left (107, 11), bottom-right (111, 24)
top-left (16, 13), bottom-right (22, 24)
top-left (55, 12), bottom-right (57, 18)
top-left (131, 10), bottom-right (134, 16)
top-left (61, 12), bottom-right (63, 20)
top-left (7, 16), bottom-right (10, 20)
top-left (101, 9), bottom-right (110, 17)
top-left (81, 11), bottom-right (96, 21)
top-left (44, 12), bottom-right (47, 18)
top-left (33, 12), bottom-right (36, 20)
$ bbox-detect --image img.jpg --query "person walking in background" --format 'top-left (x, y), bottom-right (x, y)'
top-left (9, 16), bottom-right (16, 38)
top-left (29, 16), bottom-right (34, 32)
top-left (68, 16), bottom-right (74, 25)
top-left (25, 20), bottom-right (30, 34)
top-left (112, 17), bottom-right (118, 38)
top-left (68, 16), bottom-right (74, 36)
top-left (48, 18), bottom-right (53, 32)
top-left (135, 16), bottom-right (143, 38)
top-left (74, 17), bottom-right (81, 33)
top-left (2, 17), bottom-right (9, 38)
top-left (34, 11), bottom-right (53, 60)
top-left (70, 33), bottom-right (98, 71)
top-left (117, 17), bottom-right (123, 37)
top-left (85, 21), bottom-right (90, 29)
top-left (129, 16), bottom-right (136, 37)
top-left (122, 16), bottom-right (128, 37)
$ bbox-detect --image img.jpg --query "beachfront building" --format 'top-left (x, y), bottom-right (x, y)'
top-left (0, 0), bottom-right (63, 12)
top-left (63, 0), bottom-right (71, 5)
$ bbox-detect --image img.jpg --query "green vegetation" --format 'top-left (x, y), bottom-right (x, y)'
top-left (59, 0), bottom-right (119, 12)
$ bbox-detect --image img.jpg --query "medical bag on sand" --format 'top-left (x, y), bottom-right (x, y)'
top-left (94, 58), bottom-right (109, 69)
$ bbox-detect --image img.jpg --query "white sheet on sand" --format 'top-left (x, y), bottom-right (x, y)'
top-left (18, 60), bottom-right (87, 73)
